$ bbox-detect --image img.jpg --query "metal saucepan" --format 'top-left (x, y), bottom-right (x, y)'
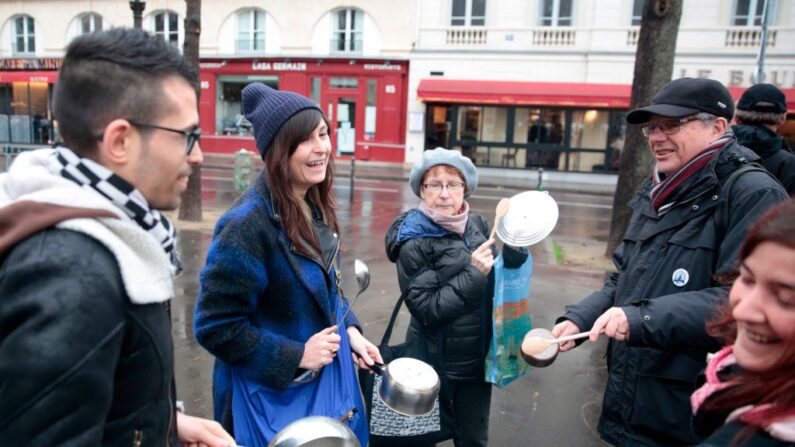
top-left (268, 416), bottom-right (359, 447)
top-left (519, 328), bottom-right (559, 367)
top-left (369, 357), bottom-right (441, 416)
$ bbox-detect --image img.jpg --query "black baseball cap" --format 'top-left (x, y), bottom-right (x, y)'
top-left (626, 78), bottom-right (735, 124)
top-left (737, 83), bottom-right (787, 113)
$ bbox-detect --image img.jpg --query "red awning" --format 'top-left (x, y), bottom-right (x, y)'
top-left (0, 71), bottom-right (57, 83)
top-left (417, 79), bottom-right (632, 108)
top-left (417, 79), bottom-right (795, 113)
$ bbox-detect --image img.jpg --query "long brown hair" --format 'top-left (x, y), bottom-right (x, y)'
top-left (705, 199), bottom-right (795, 430)
top-left (263, 108), bottom-right (337, 257)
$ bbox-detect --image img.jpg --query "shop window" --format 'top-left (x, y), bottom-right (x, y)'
top-left (236, 9), bottom-right (266, 53)
top-left (80, 13), bottom-right (103, 34)
top-left (513, 108), bottom-right (565, 169)
top-left (365, 79), bottom-right (377, 139)
top-left (311, 77), bottom-right (322, 104)
top-left (216, 76), bottom-right (277, 136)
top-left (540, 0), bottom-right (574, 26)
top-left (732, 0), bottom-right (777, 26)
top-left (451, 0), bottom-right (486, 26)
top-left (13, 15), bottom-right (36, 55)
top-left (329, 77), bottom-right (358, 89)
top-left (153, 11), bottom-right (179, 47)
top-left (332, 8), bottom-right (363, 54)
top-left (569, 110), bottom-right (609, 172)
top-left (425, 105), bottom-right (451, 149)
top-left (631, 0), bottom-right (642, 26)
top-left (0, 82), bottom-right (51, 144)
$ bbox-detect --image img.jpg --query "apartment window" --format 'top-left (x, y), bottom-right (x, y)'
top-left (541, 0), bottom-right (574, 26)
top-left (631, 0), bottom-right (643, 26)
top-left (237, 9), bottom-right (266, 53)
top-left (332, 8), bottom-right (363, 53)
top-left (14, 15), bottom-right (35, 55)
top-left (80, 13), bottom-right (103, 34)
top-left (451, 0), bottom-right (486, 26)
top-left (154, 11), bottom-right (179, 47)
top-left (732, 0), bottom-right (777, 26)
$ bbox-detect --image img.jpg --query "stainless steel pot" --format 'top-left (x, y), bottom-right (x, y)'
top-left (268, 416), bottom-right (359, 447)
top-left (370, 357), bottom-right (440, 416)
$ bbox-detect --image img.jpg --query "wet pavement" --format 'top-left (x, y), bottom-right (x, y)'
top-left (171, 177), bottom-right (612, 446)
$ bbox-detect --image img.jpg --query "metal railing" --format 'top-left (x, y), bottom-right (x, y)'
top-left (725, 28), bottom-right (777, 47)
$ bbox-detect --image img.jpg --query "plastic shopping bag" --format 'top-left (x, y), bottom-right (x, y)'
top-left (485, 253), bottom-right (533, 388)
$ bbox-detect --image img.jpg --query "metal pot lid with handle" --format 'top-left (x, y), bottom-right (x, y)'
top-left (268, 416), bottom-right (360, 447)
top-left (496, 191), bottom-right (559, 247)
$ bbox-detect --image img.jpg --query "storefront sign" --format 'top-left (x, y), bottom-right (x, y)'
top-left (680, 68), bottom-right (795, 87)
top-left (363, 63), bottom-right (402, 71)
top-left (0, 58), bottom-right (61, 71)
top-left (252, 62), bottom-right (307, 71)
top-left (200, 61), bottom-right (226, 69)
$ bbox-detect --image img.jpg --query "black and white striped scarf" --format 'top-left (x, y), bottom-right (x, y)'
top-left (51, 147), bottom-right (182, 273)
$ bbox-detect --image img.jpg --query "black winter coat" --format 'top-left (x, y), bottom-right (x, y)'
top-left (733, 124), bottom-right (795, 195)
top-left (558, 141), bottom-right (789, 446)
top-left (0, 230), bottom-right (178, 446)
top-left (385, 209), bottom-right (527, 381)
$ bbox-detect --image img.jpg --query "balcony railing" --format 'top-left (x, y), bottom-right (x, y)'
top-left (416, 26), bottom-right (792, 52)
top-left (447, 28), bottom-right (487, 45)
top-left (725, 28), bottom-right (776, 47)
top-left (532, 27), bottom-right (576, 46)
top-left (330, 38), bottom-right (363, 55)
top-left (236, 39), bottom-right (265, 54)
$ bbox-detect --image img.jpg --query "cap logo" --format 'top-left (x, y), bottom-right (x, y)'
top-left (717, 101), bottom-right (727, 109)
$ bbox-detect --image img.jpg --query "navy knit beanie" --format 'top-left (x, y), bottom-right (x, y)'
top-left (242, 83), bottom-right (321, 158)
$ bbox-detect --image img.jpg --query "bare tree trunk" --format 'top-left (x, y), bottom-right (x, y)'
top-left (605, 0), bottom-right (683, 255)
top-left (178, 0), bottom-right (203, 222)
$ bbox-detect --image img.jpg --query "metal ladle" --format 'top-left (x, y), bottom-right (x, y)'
top-left (337, 259), bottom-right (370, 324)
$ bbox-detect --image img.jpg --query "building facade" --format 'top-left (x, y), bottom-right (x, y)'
top-left (0, 0), bottom-right (793, 172)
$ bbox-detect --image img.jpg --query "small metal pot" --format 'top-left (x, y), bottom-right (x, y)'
top-left (520, 328), bottom-right (559, 367)
top-left (268, 416), bottom-right (359, 447)
top-left (370, 357), bottom-right (440, 416)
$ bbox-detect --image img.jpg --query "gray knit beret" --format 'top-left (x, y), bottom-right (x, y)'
top-left (242, 83), bottom-right (321, 158)
top-left (409, 147), bottom-right (478, 198)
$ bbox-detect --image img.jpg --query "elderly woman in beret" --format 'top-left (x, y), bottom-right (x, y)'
top-left (384, 148), bottom-right (527, 447)
top-left (194, 83), bottom-right (381, 446)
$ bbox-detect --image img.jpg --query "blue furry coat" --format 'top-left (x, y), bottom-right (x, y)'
top-left (194, 173), bottom-right (361, 431)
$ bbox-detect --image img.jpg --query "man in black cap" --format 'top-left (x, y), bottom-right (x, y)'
top-left (733, 83), bottom-right (794, 194)
top-left (552, 78), bottom-right (788, 446)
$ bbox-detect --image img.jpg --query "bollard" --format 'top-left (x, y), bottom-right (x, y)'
top-left (537, 168), bottom-right (544, 191)
top-left (233, 148), bottom-right (254, 194)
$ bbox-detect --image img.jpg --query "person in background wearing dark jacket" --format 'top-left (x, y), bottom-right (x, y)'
top-left (691, 199), bottom-right (795, 446)
top-left (194, 84), bottom-right (381, 446)
top-left (0, 29), bottom-right (234, 446)
top-left (733, 83), bottom-right (795, 195)
top-left (552, 78), bottom-right (789, 447)
top-left (385, 147), bottom-right (528, 447)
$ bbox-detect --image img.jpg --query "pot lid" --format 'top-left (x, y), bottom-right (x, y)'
top-left (496, 191), bottom-right (558, 247)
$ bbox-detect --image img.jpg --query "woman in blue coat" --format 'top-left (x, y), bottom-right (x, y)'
top-left (194, 83), bottom-right (381, 446)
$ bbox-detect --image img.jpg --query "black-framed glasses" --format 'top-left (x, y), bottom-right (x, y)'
top-left (127, 120), bottom-right (201, 155)
top-left (640, 116), bottom-right (701, 137)
top-left (423, 182), bottom-right (465, 193)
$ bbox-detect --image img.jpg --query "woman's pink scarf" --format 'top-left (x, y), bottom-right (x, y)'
top-left (418, 200), bottom-right (469, 236)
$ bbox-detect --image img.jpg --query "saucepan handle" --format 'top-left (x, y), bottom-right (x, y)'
top-left (368, 362), bottom-right (386, 375)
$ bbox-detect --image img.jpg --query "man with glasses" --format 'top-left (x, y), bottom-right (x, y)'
top-left (0, 29), bottom-right (234, 446)
top-left (552, 78), bottom-right (787, 447)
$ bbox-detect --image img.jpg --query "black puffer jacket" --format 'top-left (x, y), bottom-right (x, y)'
top-left (558, 141), bottom-right (788, 446)
top-left (385, 209), bottom-right (526, 381)
top-left (733, 124), bottom-right (795, 195)
top-left (0, 229), bottom-right (178, 446)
